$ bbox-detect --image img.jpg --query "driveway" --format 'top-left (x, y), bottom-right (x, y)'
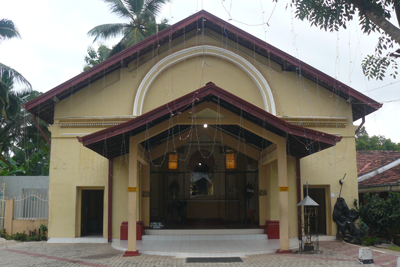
top-left (0, 239), bottom-right (398, 266)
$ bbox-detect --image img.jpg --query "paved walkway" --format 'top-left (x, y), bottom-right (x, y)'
top-left (0, 240), bottom-right (399, 266)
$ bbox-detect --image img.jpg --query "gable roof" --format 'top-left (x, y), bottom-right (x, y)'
top-left (78, 82), bottom-right (341, 160)
top-left (23, 10), bottom-right (382, 124)
top-left (357, 151), bottom-right (400, 188)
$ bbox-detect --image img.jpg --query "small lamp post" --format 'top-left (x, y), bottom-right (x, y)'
top-left (297, 182), bottom-right (319, 252)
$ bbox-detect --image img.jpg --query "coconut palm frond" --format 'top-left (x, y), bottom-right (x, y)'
top-left (87, 23), bottom-right (129, 43)
top-left (126, 0), bottom-right (145, 16)
top-left (158, 18), bottom-right (169, 31)
top-left (124, 26), bottom-right (146, 47)
top-left (0, 63), bottom-right (31, 90)
top-left (107, 41), bottom-right (127, 58)
top-left (0, 19), bottom-right (21, 44)
top-left (143, 0), bottom-right (169, 18)
top-left (102, 0), bottom-right (133, 19)
top-left (90, 0), bottom-right (169, 54)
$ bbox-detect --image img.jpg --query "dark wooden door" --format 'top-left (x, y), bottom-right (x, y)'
top-left (81, 190), bottom-right (89, 236)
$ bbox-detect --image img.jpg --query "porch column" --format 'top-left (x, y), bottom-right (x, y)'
top-left (124, 137), bottom-right (140, 257)
top-left (141, 164), bottom-right (150, 227)
top-left (258, 165), bottom-right (268, 225)
top-left (277, 140), bottom-right (290, 252)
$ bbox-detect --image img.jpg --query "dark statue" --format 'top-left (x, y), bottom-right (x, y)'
top-left (332, 197), bottom-right (361, 244)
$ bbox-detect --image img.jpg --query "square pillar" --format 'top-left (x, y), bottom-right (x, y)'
top-left (277, 140), bottom-right (290, 253)
top-left (124, 137), bottom-right (140, 257)
top-left (4, 199), bottom-right (14, 235)
top-left (141, 164), bottom-right (150, 227)
top-left (258, 165), bottom-right (268, 227)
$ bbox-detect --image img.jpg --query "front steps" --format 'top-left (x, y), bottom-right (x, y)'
top-left (143, 229), bottom-right (267, 241)
top-left (112, 229), bottom-right (299, 257)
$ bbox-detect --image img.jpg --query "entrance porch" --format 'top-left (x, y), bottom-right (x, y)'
top-left (78, 83), bottom-right (341, 256)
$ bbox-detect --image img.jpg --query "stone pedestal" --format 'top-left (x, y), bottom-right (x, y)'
top-left (358, 248), bottom-right (374, 264)
top-left (120, 221), bottom-right (144, 240)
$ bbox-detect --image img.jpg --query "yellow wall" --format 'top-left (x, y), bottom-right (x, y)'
top-left (47, 132), bottom-right (108, 238)
top-left (142, 55), bottom-right (263, 113)
top-left (47, 26), bottom-right (359, 239)
top-left (300, 137), bottom-right (358, 236)
top-left (11, 220), bottom-right (48, 236)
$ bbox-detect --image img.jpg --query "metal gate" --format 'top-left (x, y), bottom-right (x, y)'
top-left (225, 172), bottom-right (258, 228)
top-left (150, 171), bottom-right (258, 229)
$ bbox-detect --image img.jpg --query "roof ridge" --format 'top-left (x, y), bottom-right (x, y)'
top-left (358, 157), bottom-right (400, 183)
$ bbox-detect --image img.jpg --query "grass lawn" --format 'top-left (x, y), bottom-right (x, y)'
top-left (388, 246), bottom-right (400, 252)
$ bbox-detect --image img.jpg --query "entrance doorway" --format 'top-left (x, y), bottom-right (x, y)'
top-left (81, 190), bottom-right (104, 237)
top-left (150, 171), bottom-right (259, 229)
top-left (148, 133), bottom-right (260, 230)
top-left (304, 188), bottom-right (326, 235)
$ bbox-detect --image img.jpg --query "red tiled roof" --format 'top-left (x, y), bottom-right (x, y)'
top-left (357, 151), bottom-right (400, 187)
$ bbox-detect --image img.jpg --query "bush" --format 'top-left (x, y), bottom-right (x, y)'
top-left (358, 192), bottom-right (400, 241)
top-left (39, 224), bottom-right (47, 235)
top-left (362, 236), bottom-right (379, 246)
top-left (12, 232), bottom-right (27, 241)
top-left (0, 230), bottom-right (7, 239)
top-left (359, 219), bottom-right (369, 237)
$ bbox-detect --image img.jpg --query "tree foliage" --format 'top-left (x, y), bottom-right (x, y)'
top-left (0, 18), bottom-right (48, 176)
top-left (357, 192), bottom-right (400, 240)
top-left (88, 0), bottom-right (170, 58)
top-left (356, 126), bottom-right (400, 151)
top-left (83, 45), bottom-right (111, 71)
top-left (287, 0), bottom-right (400, 80)
top-left (0, 18), bottom-right (31, 96)
top-left (0, 89), bottom-right (50, 176)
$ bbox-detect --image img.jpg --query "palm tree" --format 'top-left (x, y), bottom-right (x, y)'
top-left (0, 18), bottom-right (32, 118)
top-left (88, 0), bottom-right (169, 58)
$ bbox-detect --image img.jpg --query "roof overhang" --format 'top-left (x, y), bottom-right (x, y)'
top-left (23, 10), bottom-right (381, 125)
top-left (78, 82), bottom-right (341, 159)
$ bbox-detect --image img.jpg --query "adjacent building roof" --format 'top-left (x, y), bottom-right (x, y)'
top-left (23, 10), bottom-right (381, 124)
top-left (357, 151), bottom-right (400, 188)
top-left (78, 82), bottom-right (341, 160)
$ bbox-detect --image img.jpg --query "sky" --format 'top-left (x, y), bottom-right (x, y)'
top-left (1, 0), bottom-right (400, 142)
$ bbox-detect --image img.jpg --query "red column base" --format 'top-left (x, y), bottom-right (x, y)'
top-left (276, 249), bottom-right (292, 254)
top-left (123, 250), bottom-right (141, 257)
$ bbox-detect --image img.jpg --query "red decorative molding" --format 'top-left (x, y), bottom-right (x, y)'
top-left (265, 220), bottom-right (280, 239)
top-left (123, 250), bottom-right (140, 257)
top-left (108, 159), bottom-right (113, 243)
top-left (137, 221), bottom-right (144, 241)
top-left (120, 221), bottom-right (128, 240)
top-left (276, 249), bottom-right (292, 254)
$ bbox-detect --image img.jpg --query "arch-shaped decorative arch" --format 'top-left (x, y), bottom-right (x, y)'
top-left (133, 45), bottom-right (276, 116)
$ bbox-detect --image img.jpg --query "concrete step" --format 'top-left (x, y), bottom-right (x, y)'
top-left (142, 233), bottom-right (267, 241)
top-left (145, 229), bottom-right (264, 235)
top-left (143, 229), bottom-right (266, 241)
